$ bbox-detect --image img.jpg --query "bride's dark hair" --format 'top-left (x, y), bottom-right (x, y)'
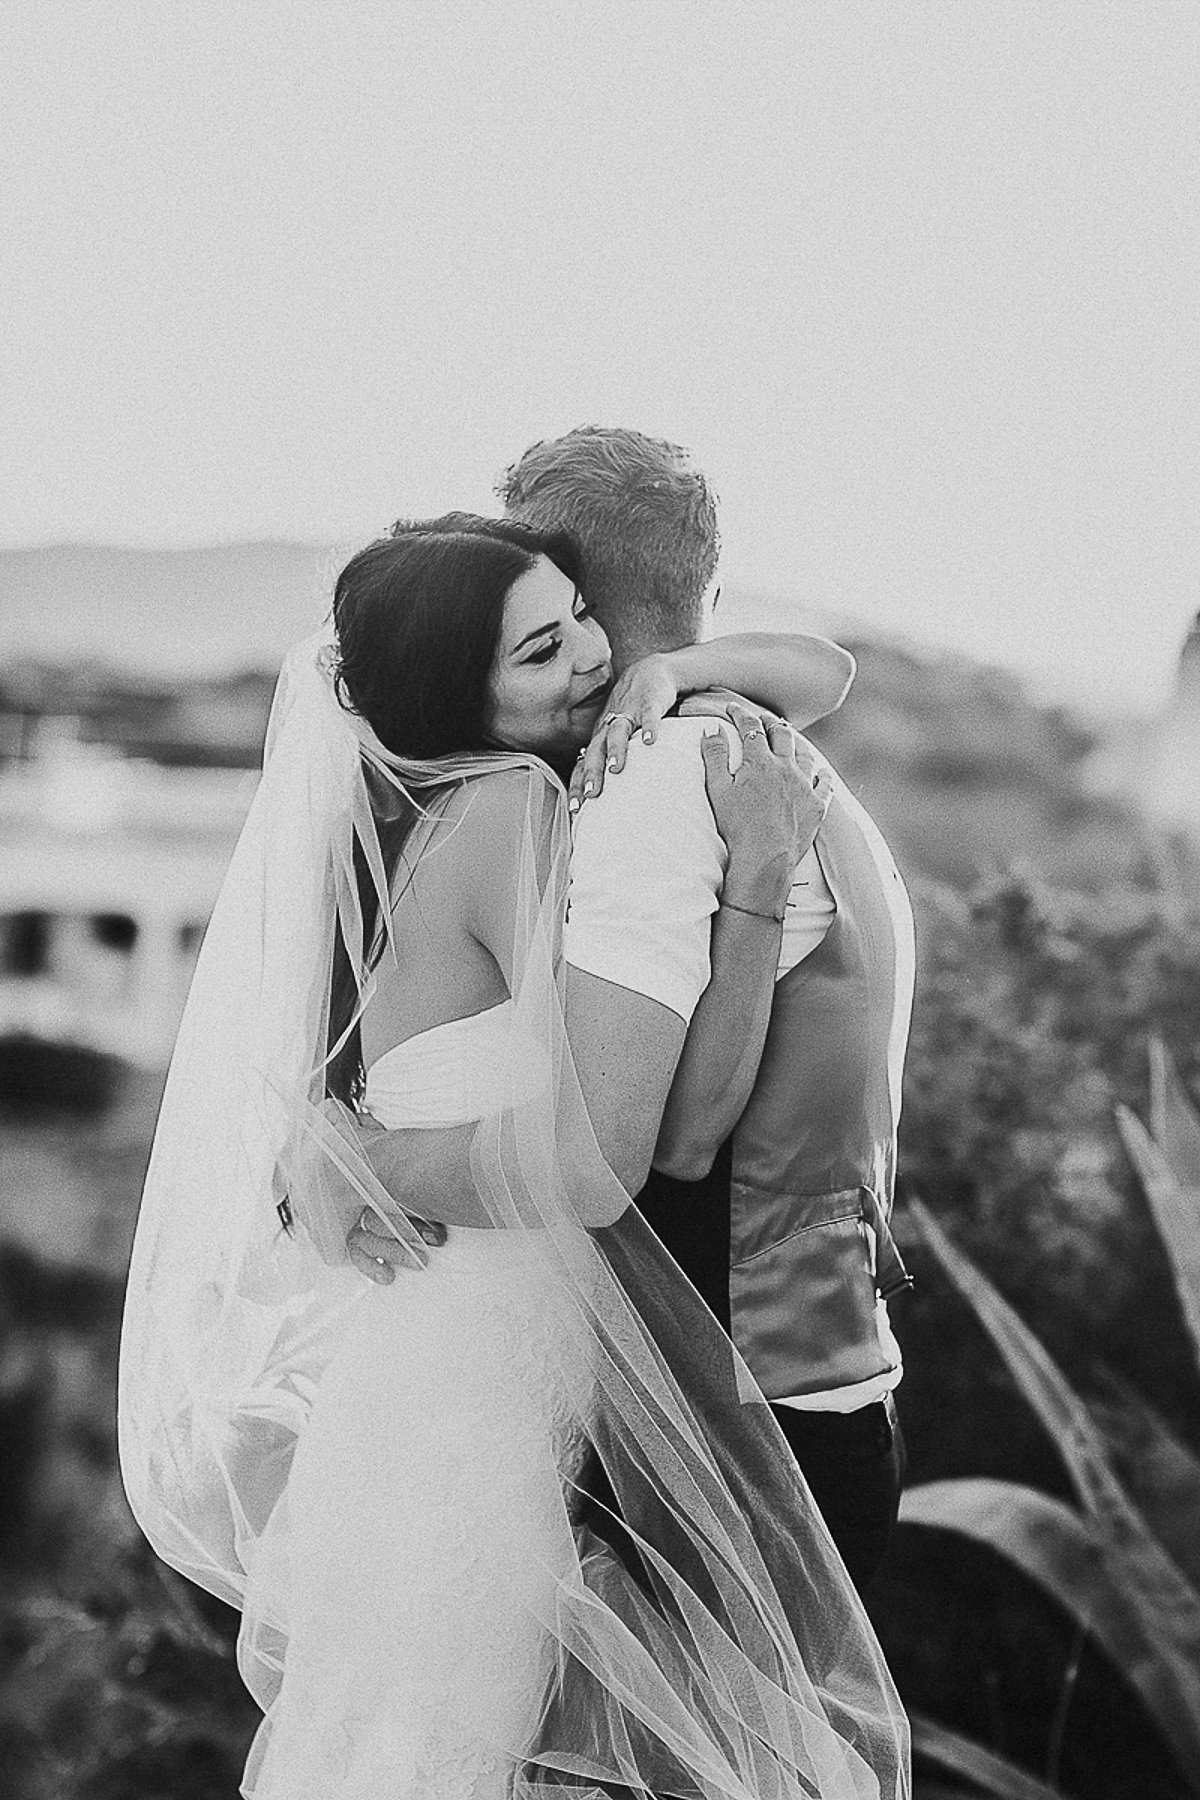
top-left (324, 513), bottom-right (584, 1107)
top-left (333, 512), bottom-right (583, 759)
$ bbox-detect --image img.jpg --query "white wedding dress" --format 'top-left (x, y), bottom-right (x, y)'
top-left (245, 1002), bottom-right (596, 1800)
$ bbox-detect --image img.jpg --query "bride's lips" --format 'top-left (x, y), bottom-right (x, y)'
top-left (572, 682), bottom-right (611, 712)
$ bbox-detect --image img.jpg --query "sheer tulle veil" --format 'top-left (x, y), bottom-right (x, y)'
top-left (117, 631), bottom-right (910, 1798)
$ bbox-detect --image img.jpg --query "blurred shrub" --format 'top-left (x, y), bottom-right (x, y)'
top-left (900, 1183), bottom-right (1200, 1800)
top-left (0, 1075), bottom-right (256, 1798)
top-left (898, 870), bottom-right (1200, 1412)
top-left (1, 1506), bottom-right (256, 1800)
top-left (811, 639), bottom-right (1155, 893)
top-left (879, 874), bottom-right (1200, 1799)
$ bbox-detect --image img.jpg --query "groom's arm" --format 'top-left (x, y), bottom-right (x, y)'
top-left (349, 736), bottom-right (786, 1270)
top-left (567, 716), bottom-right (799, 1183)
top-left (565, 718), bottom-right (788, 1180)
top-left (338, 764), bottom-right (695, 1272)
top-left (562, 721), bottom-right (724, 1023)
top-left (561, 724), bottom-right (728, 1198)
top-left (349, 976), bottom-right (688, 1245)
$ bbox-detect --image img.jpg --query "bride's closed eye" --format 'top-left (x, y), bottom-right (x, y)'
top-left (526, 638), bottom-right (562, 665)
top-left (522, 592), bottom-right (591, 664)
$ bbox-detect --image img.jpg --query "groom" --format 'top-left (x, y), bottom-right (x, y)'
top-left (501, 426), bottom-right (915, 1590)
top-left (352, 426), bottom-right (915, 1589)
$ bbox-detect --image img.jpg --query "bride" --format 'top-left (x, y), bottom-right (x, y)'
top-left (118, 513), bottom-right (910, 1799)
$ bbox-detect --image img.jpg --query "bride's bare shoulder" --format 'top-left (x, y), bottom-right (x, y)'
top-left (406, 766), bottom-right (561, 911)
top-left (433, 763), bottom-right (561, 851)
top-left (407, 765), bottom-right (561, 955)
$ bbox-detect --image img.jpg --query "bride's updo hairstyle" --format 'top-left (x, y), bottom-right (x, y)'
top-left (333, 512), bottom-right (584, 759)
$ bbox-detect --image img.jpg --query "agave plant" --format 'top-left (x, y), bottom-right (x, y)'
top-left (899, 1039), bottom-right (1200, 1798)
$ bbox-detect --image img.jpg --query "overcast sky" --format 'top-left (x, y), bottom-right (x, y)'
top-left (2, 1), bottom-right (1196, 713)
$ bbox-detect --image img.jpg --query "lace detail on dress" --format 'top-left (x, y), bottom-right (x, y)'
top-left (244, 1004), bottom-right (594, 1799)
top-left (413, 1732), bottom-right (502, 1800)
top-left (246, 1242), bottom-right (593, 1797)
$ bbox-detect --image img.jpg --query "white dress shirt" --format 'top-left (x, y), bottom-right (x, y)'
top-left (563, 716), bottom-right (901, 1412)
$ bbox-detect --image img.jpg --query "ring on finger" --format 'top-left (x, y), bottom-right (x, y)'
top-left (358, 1206), bottom-right (375, 1234)
top-left (741, 727), bottom-right (766, 744)
top-left (600, 711), bottom-right (635, 731)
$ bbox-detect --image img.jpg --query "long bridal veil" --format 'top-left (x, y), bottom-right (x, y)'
top-left (117, 633), bottom-right (910, 1799)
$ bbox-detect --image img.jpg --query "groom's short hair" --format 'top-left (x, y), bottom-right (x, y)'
top-left (497, 426), bottom-right (719, 652)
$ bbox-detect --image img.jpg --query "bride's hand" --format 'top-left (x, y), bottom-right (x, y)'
top-left (702, 703), bottom-right (833, 913)
top-left (569, 653), bottom-right (679, 812)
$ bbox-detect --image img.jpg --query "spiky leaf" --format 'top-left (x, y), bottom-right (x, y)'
top-left (902, 1477), bottom-right (1200, 1773)
top-left (917, 1789), bottom-right (1022, 1800)
top-left (1089, 1372), bottom-right (1200, 1589)
top-left (1149, 1037), bottom-right (1200, 1189)
top-left (908, 1202), bottom-right (1200, 1783)
top-left (909, 1201), bottom-right (1196, 1586)
top-left (910, 1711), bottom-right (1066, 1800)
top-left (1116, 1105), bottom-right (1200, 1373)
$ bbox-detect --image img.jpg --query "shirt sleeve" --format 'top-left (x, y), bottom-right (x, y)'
top-left (563, 718), bottom-right (729, 1022)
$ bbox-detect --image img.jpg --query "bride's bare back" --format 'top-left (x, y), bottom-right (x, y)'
top-left (356, 762), bottom-right (689, 1210)
top-left (359, 773), bottom-right (530, 1072)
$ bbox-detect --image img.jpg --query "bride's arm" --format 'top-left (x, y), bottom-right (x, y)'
top-left (657, 632), bottom-right (855, 729)
top-left (571, 632), bottom-right (852, 809)
top-left (560, 711), bottom-right (822, 1195)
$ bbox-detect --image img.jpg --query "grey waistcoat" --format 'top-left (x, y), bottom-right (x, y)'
top-left (729, 778), bottom-right (916, 1400)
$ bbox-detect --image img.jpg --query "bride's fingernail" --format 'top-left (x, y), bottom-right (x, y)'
top-left (583, 780), bottom-right (595, 796)
top-left (643, 731), bottom-right (654, 744)
top-left (568, 797), bottom-right (580, 814)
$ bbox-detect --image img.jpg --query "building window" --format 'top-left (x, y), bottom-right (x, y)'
top-left (178, 922), bottom-right (205, 959)
top-left (92, 913), bottom-right (138, 954)
top-left (3, 912), bottom-right (51, 976)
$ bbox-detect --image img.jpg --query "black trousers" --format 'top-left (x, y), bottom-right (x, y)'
top-left (635, 1144), bottom-right (904, 1594)
top-left (769, 1393), bottom-right (904, 1592)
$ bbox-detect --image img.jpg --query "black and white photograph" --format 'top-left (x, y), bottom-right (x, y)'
top-left (2, 5), bottom-right (1198, 1797)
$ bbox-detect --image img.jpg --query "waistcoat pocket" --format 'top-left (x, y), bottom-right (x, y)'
top-left (729, 1183), bottom-right (910, 1400)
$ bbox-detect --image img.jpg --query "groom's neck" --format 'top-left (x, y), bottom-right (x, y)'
top-left (607, 623), bottom-right (699, 677)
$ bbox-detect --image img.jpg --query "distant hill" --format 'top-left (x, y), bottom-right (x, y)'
top-left (0, 542), bottom-right (343, 676)
top-left (0, 542), bottom-right (856, 682)
top-left (809, 637), bottom-right (1152, 892)
top-left (0, 540), bottom-right (1162, 894)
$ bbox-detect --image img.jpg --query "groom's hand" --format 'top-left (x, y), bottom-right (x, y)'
top-left (307, 1101), bottom-right (447, 1284)
top-left (346, 1204), bottom-right (447, 1284)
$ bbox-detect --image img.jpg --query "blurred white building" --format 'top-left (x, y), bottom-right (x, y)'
top-left (0, 741), bottom-right (252, 1066)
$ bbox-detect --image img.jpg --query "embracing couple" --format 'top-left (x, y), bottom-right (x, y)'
top-left (119, 426), bottom-right (915, 1799)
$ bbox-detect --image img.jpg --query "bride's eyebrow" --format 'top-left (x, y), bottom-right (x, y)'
top-left (510, 620), bottom-right (560, 655)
